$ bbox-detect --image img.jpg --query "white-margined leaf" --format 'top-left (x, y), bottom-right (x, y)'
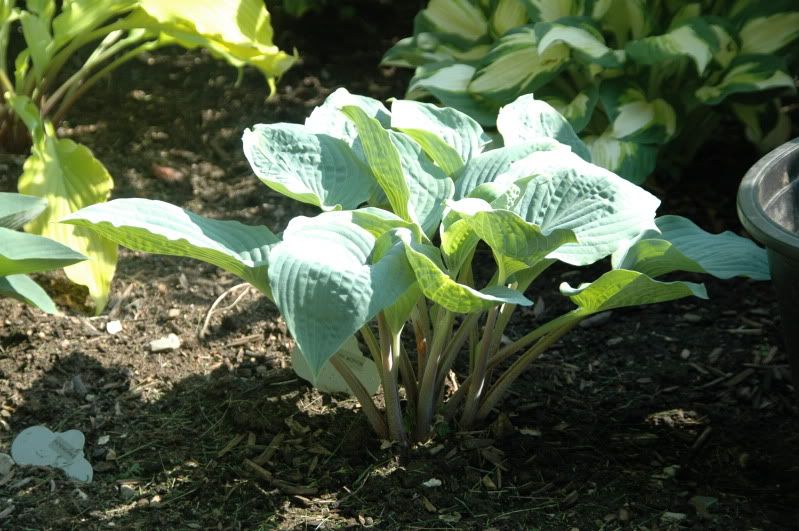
top-left (735, 0), bottom-right (799, 54)
top-left (599, 81), bottom-right (677, 145)
top-left (695, 54), bottom-right (796, 105)
top-left (583, 131), bottom-right (657, 184)
top-left (534, 17), bottom-right (624, 68)
top-left (242, 123), bottom-right (376, 211)
top-left (381, 34), bottom-right (492, 68)
top-left (268, 213), bottom-right (415, 375)
top-left (612, 215), bottom-right (770, 280)
top-left (496, 150), bottom-right (660, 265)
top-left (415, 0), bottom-right (488, 42)
top-left (491, 0), bottom-right (528, 37)
top-left (63, 198), bottom-right (277, 294)
top-left (563, 269), bottom-right (708, 315)
top-left (525, 0), bottom-right (584, 22)
top-left (469, 26), bottom-right (570, 110)
top-left (497, 94), bottom-right (591, 161)
top-left (594, 0), bottom-right (648, 42)
top-left (625, 17), bottom-right (719, 75)
top-left (732, 100), bottom-right (793, 152)
top-left (537, 85), bottom-right (599, 132)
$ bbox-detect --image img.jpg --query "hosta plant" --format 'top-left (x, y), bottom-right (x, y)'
top-left (0, 192), bottom-right (85, 313)
top-left (65, 89), bottom-right (769, 446)
top-left (0, 0), bottom-right (296, 312)
top-left (382, 0), bottom-right (799, 183)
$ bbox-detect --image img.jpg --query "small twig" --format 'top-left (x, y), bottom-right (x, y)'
top-left (198, 283), bottom-right (251, 339)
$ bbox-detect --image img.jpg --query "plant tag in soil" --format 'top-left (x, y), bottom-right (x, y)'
top-left (11, 426), bottom-right (93, 482)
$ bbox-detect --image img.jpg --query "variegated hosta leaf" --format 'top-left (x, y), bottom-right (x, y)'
top-left (381, 34), bottom-right (491, 69)
top-left (132, 0), bottom-right (297, 90)
top-left (495, 150), bottom-right (660, 265)
top-left (469, 26), bottom-right (570, 110)
top-left (268, 214), bottom-right (415, 375)
top-left (534, 17), bottom-right (624, 68)
top-left (695, 54), bottom-right (796, 105)
top-left (415, 0), bottom-right (488, 42)
top-left (525, 0), bottom-right (584, 22)
top-left (0, 274), bottom-right (58, 315)
top-left (732, 100), bottom-right (792, 152)
top-left (448, 197), bottom-right (576, 279)
top-left (63, 198), bottom-right (277, 294)
top-left (594, 0), bottom-right (648, 42)
top-left (408, 62), bottom-right (498, 126)
top-left (304, 88), bottom-right (391, 150)
top-left (390, 99), bottom-right (489, 175)
top-left (496, 94), bottom-right (591, 161)
top-left (563, 269), bottom-right (708, 316)
top-left (599, 81), bottom-right (677, 145)
top-left (0, 192), bottom-right (46, 230)
top-left (403, 239), bottom-right (532, 313)
top-left (453, 140), bottom-right (568, 199)
top-left (0, 227), bottom-right (86, 276)
top-left (491, 0), bottom-right (528, 37)
top-left (537, 86), bottom-right (599, 133)
top-left (583, 131), bottom-right (657, 184)
top-left (342, 106), bottom-right (454, 236)
top-left (625, 18), bottom-right (719, 75)
top-left (735, 0), bottom-right (799, 54)
top-left (242, 123), bottom-right (376, 210)
top-left (612, 215), bottom-right (770, 280)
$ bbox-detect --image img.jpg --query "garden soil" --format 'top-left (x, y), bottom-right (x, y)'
top-left (1, 3), bottom-right (797, 529)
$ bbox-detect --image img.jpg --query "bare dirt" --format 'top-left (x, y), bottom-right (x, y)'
top-left (1, 3), bottom-right (797, 530)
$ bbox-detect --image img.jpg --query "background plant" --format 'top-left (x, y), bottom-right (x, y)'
top-left (382, 0), bottom-right (799, 183)
top-left (64, 89), bottom-right (769, 447)
top-left (0, 0), bottom-right (296, 312)
top-left (0, 191), bottom-right (85, 313)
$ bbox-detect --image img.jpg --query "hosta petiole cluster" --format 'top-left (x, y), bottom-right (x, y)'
top-left (66, 89), bottom-right (769, 445)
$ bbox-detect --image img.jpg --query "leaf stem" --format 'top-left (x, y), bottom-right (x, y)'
top-left (414, 308), bottom-right (453, 441)
top-left (459, 305), bottom-right (499, 427)
top-left (330, 356), bottom-right (388, 439)
top-left (378, 313), bottom-right (407, 447)
top-left (491, 311), bottom-right (581, 368)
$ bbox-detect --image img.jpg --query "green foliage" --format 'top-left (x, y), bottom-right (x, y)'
top-left (0, 0), bottom-right (297, 312)
top-left (66, 90), bottom-right (769, 445)
top-left (383, 0), bottom-right (799, 183)
top-left (0, 192), bottom-right (85, 313)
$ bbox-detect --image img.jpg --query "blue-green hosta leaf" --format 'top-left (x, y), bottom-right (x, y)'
top-left (453, 140), bottom-right (568, 199)
top-left (695, 54), bottom-right (796, 105)
top-left (599, 81), bottom-right (677, 145)
top-left (563, 269), bottom-right (708, 316)
top-left (612, 215), bottom-right (770, 280)
top-left (242, 123), bottom-right (375, 210)
top-left (732, 100), bottom-right (793, 152)
top-left (415, 0), bottom-right (488, 42)
top-left (0, 227), bottom-right (86, 276)
top-left (736, 1), bottom-right (799, 54)
top-left (0, 192), bottom-right (46, 230)
top-left (408, 62), bottom-right (499, 126)
top-left (268, 214), bottom-right (415, 375)
top-left (63, 198), bottom-right (276, 294)
top-left (0, 274), bottom-right (58, 314)
top-left (390, 99), bottom-right (489, 175)
top-left (291, 337), bottom-right (381, 395)
top-left (404, 240), bottom-right (532, 313)
top-left (497, 150), bottom-right (660, 265)
top-left (491, 0), bottom-right (528, 37)
top-left (496, 94), bottom-right (591, 161)
top-left (304, 88), bottom-right (391, 148)
top-left (537, 85), bottom-right (599, 132)
top-left (448, 197), bottom-right (577, 280)
top-left (534, 17), bottom-right (624, 68)
top-left (583, 131), bottom-right (657, 184)
top-left (468, 26), bottom-right (570, 110)
top-left (625, 18), bottom-right (719, 75)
